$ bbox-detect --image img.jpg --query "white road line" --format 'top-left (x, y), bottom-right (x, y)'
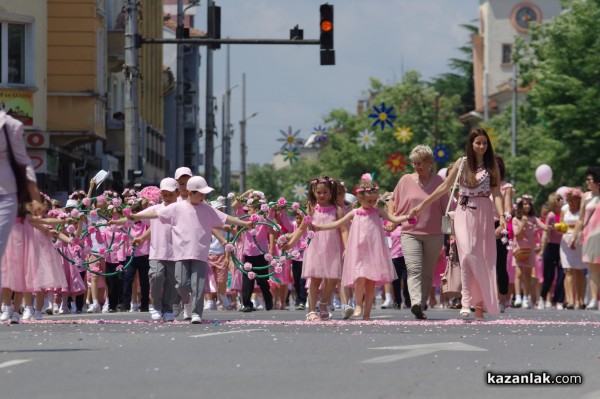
top-left (363, 342), bottom-right (487, 364)
top-left (0, 359), bottom-right (32, 369)
top-left (189, 328), bottom-right (264, 338)
top-left (370, 315), bottom-right (392, 319)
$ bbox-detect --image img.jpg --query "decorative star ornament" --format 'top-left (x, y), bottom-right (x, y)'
top-left (277, 126), bottom-right (301, 151)
top-left (432, 144), bottom-right (450, 164)
top-left (357, 129), bottom-right (376, 149)
top-left (369, 102), bottom-right (397, 130)
top-left (312, 125), bottom-right (328, 143)
top-left (385, 151), bottom-right (408, 175)
top-left (283, 146), bottom-right (300, 163)
top-left (394, 126), bottom-right (413, 143)
top-left (292, 183), bottom-right (307, 200)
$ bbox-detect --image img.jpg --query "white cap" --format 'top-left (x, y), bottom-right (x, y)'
top-left (159, 177), bottom-right (178, 192)
top-left (344, 193), bottom-right (357, 204)
top-left (210, 200), bottom-right (225, 209)
top-left (187, 176), bottom-right (214, 194)
top-left (174, 167), bottom-right (193, 180)
top-left (65, 199), bottom-right (79, 208)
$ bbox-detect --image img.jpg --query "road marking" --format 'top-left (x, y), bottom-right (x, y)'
top-left (189, 328), bottom-right (264, 338)
top-left (0, 359), bottom-right (31, 369)
top-left (370, 315), bottom-right (392, 319)
top-left (363, 342), bottom-right (487, 364)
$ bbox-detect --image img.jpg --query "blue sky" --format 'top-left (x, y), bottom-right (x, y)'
top-left (203, 0), bottom-right (480, 172)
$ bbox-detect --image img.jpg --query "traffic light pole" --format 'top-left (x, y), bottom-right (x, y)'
top-left (140, 38), bottom-right (320, 46)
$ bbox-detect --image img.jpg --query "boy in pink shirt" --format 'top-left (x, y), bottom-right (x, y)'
top-left (130, 176), bottom-right (252, 324)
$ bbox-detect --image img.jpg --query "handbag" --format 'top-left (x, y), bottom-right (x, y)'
top-left (3, 125), bottom-right (32, 204)
top-left (441, 157), bottom-right (465, 234)
top-left (441, 242), bottom-right (461, 295)
top-left (513, 247), bottom-right (531, 262)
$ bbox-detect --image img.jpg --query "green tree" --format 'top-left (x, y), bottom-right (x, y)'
top-left (513, 0), bottom-right (600, 187)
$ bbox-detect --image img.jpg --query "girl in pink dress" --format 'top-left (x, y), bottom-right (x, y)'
top-left (410, 128), bottom-right (507, 320)
top-left (311, 180), bottom-right (409, 320)
top-left (511, 196), bottom-right (549, 309)
top-left (287, 176), bottom-right (347, 321)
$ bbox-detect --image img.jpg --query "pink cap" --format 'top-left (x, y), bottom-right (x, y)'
top-left (186, 176), bottom-right (214, 194)
top-left (174, 167), bottom-right (193, 180)
top-left (160, 177), bottom-right (178, 192)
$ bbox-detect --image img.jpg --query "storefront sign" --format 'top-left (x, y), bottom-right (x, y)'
top-left (0, 89), bottom-right (33, 126)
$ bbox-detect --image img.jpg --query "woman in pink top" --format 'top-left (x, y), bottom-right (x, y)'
top-left (390, 145), bottom-right (449, 320)
top-left (539, 193), bottom-right (565, 308)
top-left (410, 128), bottom-right (507, 320)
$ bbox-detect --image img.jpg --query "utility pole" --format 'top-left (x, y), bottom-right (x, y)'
top-left (175, 0), bottom-right (184, 170)
top-left (221, 42), bottom-right (232, 207)
top-left (239, 73), bottom-right (247, 193)
top-left (205, 0), bottom-right (216, 185)
top-left (511, 63), bottom-right (517, 158)
top-left (124, 0), bottom-right (140, 181)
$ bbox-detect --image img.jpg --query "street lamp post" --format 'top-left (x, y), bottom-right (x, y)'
top-left (239, 110), bottom-right (258, 193)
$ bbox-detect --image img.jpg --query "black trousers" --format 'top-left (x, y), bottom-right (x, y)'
top-left (540, 243), bottom-right (564, 303)
top-left (105, 262), bottom-right (123, 311)
top-left (291, 260), bottom-right (307, 306)
top-left (121, 255), bottom-right (150, 311)
top-left (241, 254), bottom-right (273, 310)
top-left (75, 271), bottom-right (87, 312)
top-left (495, 221), bottom-right (509, 296)
top-left (391, 256), bottom-right (411, 308)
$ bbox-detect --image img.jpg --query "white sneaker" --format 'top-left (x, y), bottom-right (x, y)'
top-left (536, 300), bottom-right (545, 310)
top-left (1, 306), bottom-right (13, 322)
top-left (381, 299), bottom-right (394, 309)
top-left (556, 303), bottom-right (564, 310)
top-left (150, 310), bottom-right (163, 321)
top-left (87, 302), bottom-right (100, 313)
top-left (52, 303), bottom-right (59, 315)
top-left (129, 303), bottom-right (139, 312)
top-left (204, 299), bottom-right (214, 310)
top-left (58, 304), bottom-right (70, 314)
top-left (190, 313), bottom-right (202, 324)
top-left (101, 302), bottom-right (110, 314)
top-left (586, 299), bottom-right (598, 310)
top-left (34, 311), bottom-right (43, 320)
top-left (183, 303), bottom-right (192, 320)
top-left (10, 311), bottom-right (20, 324)
top-left (545, 300), bottom-right (552, 309)
top-left (22, 306), bottom-right (34, 321)
top-left (522, 298), bottom-right (531, 309)
top-left (148, 304), bottom-right (155, 312)
top-left (342, 305), bottom-right (354, 320)
top-left (513, 296), bottom-right (522, 308)
top-left (163, 312), bottom-right (174, 322)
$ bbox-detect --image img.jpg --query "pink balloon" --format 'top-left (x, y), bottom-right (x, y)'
top-left (535, 164), bottom-right (553, 186)
top-left (556, 186), bottom-right (569, 200)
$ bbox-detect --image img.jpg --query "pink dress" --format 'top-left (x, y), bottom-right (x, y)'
top-left (302, 204), bottom-right (343, 279)
top-left (454, 165), bottom-right (499, 314)
top-left (31, 227), bottom-right (69, 292)
top-left (1, 217), bottom-right (36, 292)
top-left (512, 216), bottom-right (545, 267)
top-left (341, 208), bottom-right (397, 287)
top-left (582, 193), bottom-right (600, 264)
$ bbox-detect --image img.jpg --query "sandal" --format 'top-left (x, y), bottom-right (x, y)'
top-left (319, 302), bottom-right (330, 321)
top-left (306, 311), bottom-right (320, 321)
top-left (459, 307), bottom-right (471, 318)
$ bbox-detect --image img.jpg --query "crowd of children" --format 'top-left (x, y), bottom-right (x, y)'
top-left (1, 165), bottom-right (599, 325)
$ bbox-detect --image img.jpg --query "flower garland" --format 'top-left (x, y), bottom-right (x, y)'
top-left (51, 195), bottom-right (139, 277)
top-left (225, 197), bottom-right (312, 282)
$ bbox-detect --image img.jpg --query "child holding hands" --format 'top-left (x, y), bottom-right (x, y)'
top-left (310, 179), bottom-right (411, 320)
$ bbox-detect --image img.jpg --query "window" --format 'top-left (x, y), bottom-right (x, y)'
top-left (1, 21), bottom-right (30, 85)
top-left (502, 43), bottom-right (512, 65)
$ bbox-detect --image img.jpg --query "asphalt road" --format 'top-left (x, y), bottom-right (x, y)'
top-left (1, 307), bottom-right (599, 399)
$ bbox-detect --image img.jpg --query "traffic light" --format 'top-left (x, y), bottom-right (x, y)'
top-left (208, 4), bottom-right (221, 50)
top-left (320, 4), bottom-right (333, 50)
top-left (319, 4), bottom-right (335, 65)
